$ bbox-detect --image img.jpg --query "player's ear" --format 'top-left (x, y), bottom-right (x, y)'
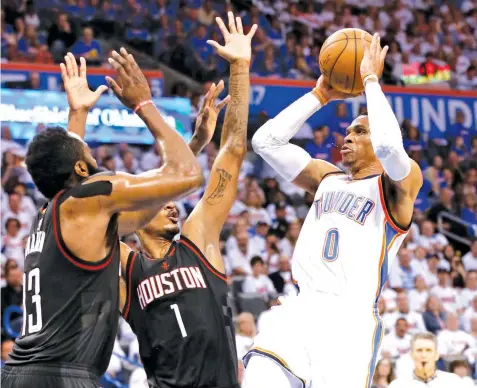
top-left (74, 160), bottom-right (89, 178)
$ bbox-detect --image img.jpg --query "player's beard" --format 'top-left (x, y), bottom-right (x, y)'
top-left (162, 224), bottom-right (180, 241)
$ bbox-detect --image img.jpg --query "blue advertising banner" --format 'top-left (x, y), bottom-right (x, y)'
top-left (1, 63), bottom-right (164, 97)
top-left (0, 89), bottom-right (191, 145)
top-left (249, 79), bottom-right (477, 139)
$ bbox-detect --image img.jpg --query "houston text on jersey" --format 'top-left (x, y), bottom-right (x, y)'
top-left (137, 266), bottom-right (207, 309)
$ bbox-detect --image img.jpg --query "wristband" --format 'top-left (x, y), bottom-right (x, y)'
top-left (363, 74), bottom-right (379, 87)
top-left (311, 87), bottom-right (327, 106)
top-left (133, 100), bottom-right (154, 114)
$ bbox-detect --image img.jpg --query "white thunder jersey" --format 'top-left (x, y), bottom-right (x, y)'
top-left (292, 172), bottom-right (408, 311)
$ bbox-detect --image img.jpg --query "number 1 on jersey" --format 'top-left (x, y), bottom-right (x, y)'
top-left (322, 228), bottom-right (340, 262)
top-left (170, 304), bottom-right (187, 338)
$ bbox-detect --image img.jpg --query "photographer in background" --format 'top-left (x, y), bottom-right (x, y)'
top-left (389, 333), bottom-right (466, 387)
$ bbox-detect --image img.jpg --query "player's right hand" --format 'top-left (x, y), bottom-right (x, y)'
top-left (106, 48), bottom-right (152, 110)
top-left (193, 81), bottom-right (230, 145)
top-left (60, 52), bottom-right (108, 112)
top-left (360, 32), bottom-right (388, 82)
top-left (315, 75), bottom-right (362, 104)
top-left (207, 12), bottom-right (257, 64)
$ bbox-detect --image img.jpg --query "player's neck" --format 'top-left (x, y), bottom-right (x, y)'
top-left (350, 162), bottom-right (382, 180)
top-left (141, 235), bottom-right (172, 259)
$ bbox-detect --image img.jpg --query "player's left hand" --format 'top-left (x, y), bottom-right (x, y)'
top-left (360, 32), bottom-right (388, 82)
top-left (60, 52), bottom-right (108, 112)
top-left (207, 12), bottom-right (257, 63)
top-left (193, 81), bottom-right (230, 144)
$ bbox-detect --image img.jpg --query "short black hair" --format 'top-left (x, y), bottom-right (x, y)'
top-left (250, 256), bottom-right (264, 267)
top-left (25, 126), bottom-right (84, 199)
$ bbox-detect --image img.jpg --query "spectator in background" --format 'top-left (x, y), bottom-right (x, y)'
top-left (24, 1), bottom-right (40, 28)
top-left (462, 240), bottom-right (477, 271)
top-left (408, 275), bottom-right (429, 313)
top-left (71, 26), bottom-right (102, 65)
top-left (416, 221), bottom-right (449, 255)
top-left (459, 270), bottom-right (477, 309)
top-left (462, 295), bottom-right (477, 333)
top-left (304, 126), bottom-right (331, 161)
top-left (235, 312), bottom-right (256, 360)
top-left (262, 233), bottom-right (281, 273)
top-left (3, 193), bottom-right (33, 237)
top-left (456, 66), bottom-right (477, 90)
top-left (449, 360), bottom-right (475, 387)
top-left (423, 295), bottom-right (446, 334)
top-left (244, 190), bottom-right (271, 226)
top-left (381, 318), bottom-right (412, 361)
top-left (431, 268), bottom-right (460, 313)
top-left (0, 264), bottom-right (22, 321)
top-left (227, 231), bottom-right (259, 276)
top-left (269, 255), bottom-right (297, 296)
top-left (12, 182), bottom-right (36, 216)
top-left (386, 292), bottom-right (427, 335)
top-left (242, 256), bottom-right (277, 300)
top-left (371, 358), bottom-right (395, 388)
top-left (47, 13), bottom-right (77, 62)
top-left (16, 24), bottom-right (49, 61)
top-left (2, 218), bottom-right (24, 266)
top-left (388, 248), bottom-right (420, 290)
top-left (437, 313), bottom-right (476, 363)
top-left (197, 0), bottom-right (216, 26)
top-left (278, 220), bottom-right (300, 258)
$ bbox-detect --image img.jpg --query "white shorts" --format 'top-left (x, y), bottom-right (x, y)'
top-left (243, 294), bottom-right (384, 388)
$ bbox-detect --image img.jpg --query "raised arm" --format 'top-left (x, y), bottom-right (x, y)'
top-left (360, 33), bottom-right (423, 228)
top-left (85, 48), bottom-right (203, 215)
top-left (251, 76), bottom-right (358, 195)
top-left (117, 82), bottom-right (229, 236)
top-left (60, 53), bottom-right (108, 139)
top-left (181, 12), bottom-right (256, 273)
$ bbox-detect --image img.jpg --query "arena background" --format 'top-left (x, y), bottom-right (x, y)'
top-left (1, 0), bottom-right (477, 386)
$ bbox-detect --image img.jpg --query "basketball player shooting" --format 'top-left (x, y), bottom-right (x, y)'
top-left (242, 33), bottom-right (423, 388)
top-left (119, 12), bottom-right (256, 388)
top-left (2, 50), bottom-right (204, 388)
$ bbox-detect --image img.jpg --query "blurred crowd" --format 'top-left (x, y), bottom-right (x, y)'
top-left (2, 0), bottom-right (477, 88)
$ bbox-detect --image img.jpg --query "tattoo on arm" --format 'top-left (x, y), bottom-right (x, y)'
top-left (206, 168), bottom-right (232, 205)
top-left (220, 61), bottom-right (250, 151)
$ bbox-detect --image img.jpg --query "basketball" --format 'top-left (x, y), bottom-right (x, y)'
top-left (319, 28), bottom-right (375, 94)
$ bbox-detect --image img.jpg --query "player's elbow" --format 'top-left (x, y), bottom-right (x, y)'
top-left (251, 119), bottom-right (274, 155)
top-left (165, 159), bottom-right (205, 189)
top-left (223, 142), bottom-right (247, 160)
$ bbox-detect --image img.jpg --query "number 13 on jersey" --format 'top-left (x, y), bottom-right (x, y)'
top-left (322, 228), bottom-right (340, 262)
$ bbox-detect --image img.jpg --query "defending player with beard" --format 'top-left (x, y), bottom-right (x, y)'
top-left (242, 33), bottom-right (423, 388)
top-left (119, 12), bottom-right (256, 388)
top-left (1, 51), bottom-right (204, 388)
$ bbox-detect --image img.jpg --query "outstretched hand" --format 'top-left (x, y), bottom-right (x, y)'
top-left (194, 80), bottom-right (230, 144)
top-left (60, 52), bottom-right (108, 112)
top-left (360, 32), bottom-right (388, 81)
top-left (106, 47), bottom-right (152, 110)
top-left (207, 12), bottom-right (257, 63)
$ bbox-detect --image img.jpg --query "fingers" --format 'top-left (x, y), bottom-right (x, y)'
top-left (105, 76), bottom-right (123, 96)
top-left (202, 106), bottom-right (210, 120)
top-left (215, 95), bottom-right (230, 112)
top-left (370, 33), bottom-right (378, 57)
top-left (210, 80), bottom-right (224, 105)
top-left (380, 45), bottom-right (389, 63)
top-left (247, 24), bottom-right (258, 39)
top-left (64, 53), bottom-right (74, 78)
top-left (79, 57), bottom-right (87, 79)
top-left (60, 63), bottom-right (67, 83)
top-left (206, 40), bottom-right (223, 51)
top-left (215, 17), bottom-right (230, 39)
top-left (112, 49), bottom-right (133, 73)
top-left (227, 11), bottom-right (237, 34)
top-left (94, 85), bottom-right (108, 97)
top-left (67, 52), bottom-right (78, 77)
top-left (120, 47), bottom-right (140, 71)
top-left (205, 83), bottom-right (216, 106)
top-left (376, 35), bottom-right (381, 57)
top-left (362, 32), bottom-right (370, 56)
top-left (236, 16), bottom-right (243, 34)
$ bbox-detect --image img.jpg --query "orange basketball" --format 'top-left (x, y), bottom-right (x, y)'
top-left (319, 28), bottom-right (376, 94)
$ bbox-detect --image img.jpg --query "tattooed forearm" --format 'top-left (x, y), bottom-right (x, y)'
top-left (220, 60), bottom-right (250, 151)
top-left (206, 168), bottom-right (232, 205)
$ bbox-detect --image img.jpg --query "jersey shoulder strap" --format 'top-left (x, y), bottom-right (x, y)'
top-left (122, 250), bottom-right (142, 320)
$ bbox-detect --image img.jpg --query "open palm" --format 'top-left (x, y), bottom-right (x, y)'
top-left (207, 12), bottom-right (257, 63)
top-left (60, 52), bottom-right (108, 111)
